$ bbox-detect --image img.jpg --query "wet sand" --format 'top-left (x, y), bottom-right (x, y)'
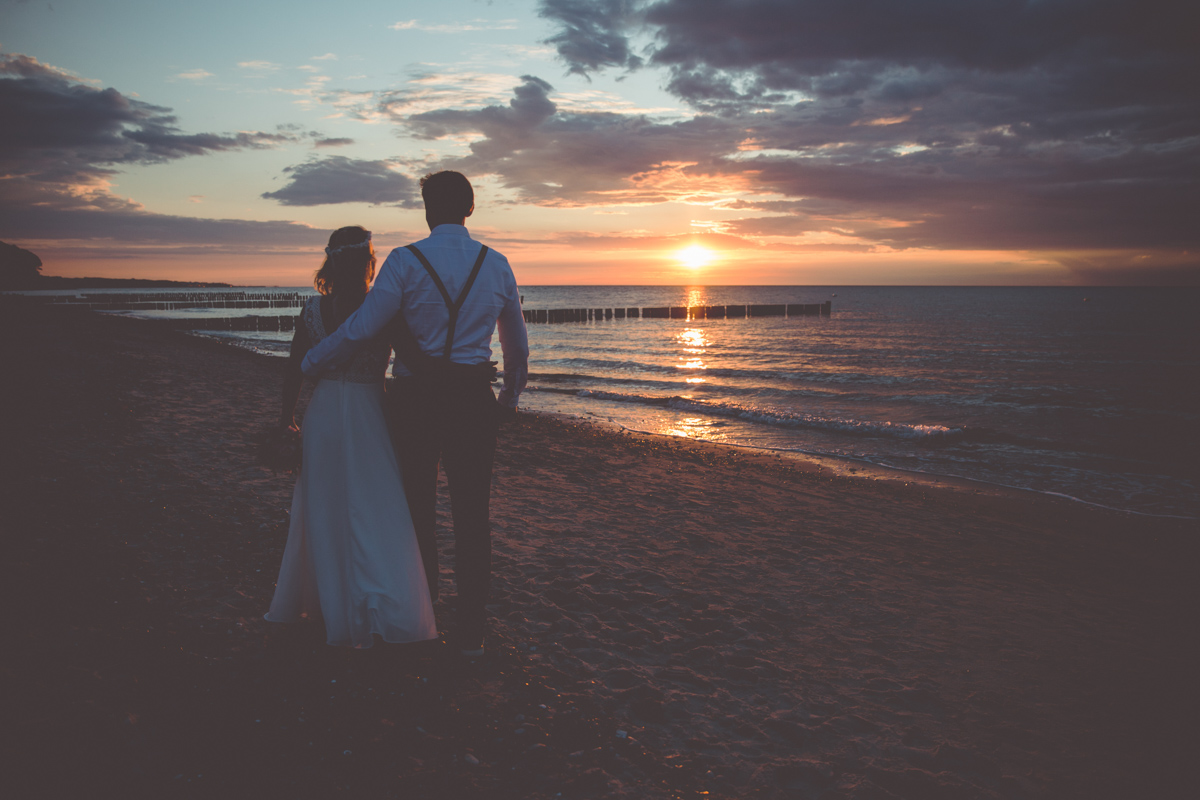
top-left (2, 300), bottom-right (1195, 799)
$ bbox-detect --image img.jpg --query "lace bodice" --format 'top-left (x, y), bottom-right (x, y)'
top-left (301, 296), bottom-right (390, 384)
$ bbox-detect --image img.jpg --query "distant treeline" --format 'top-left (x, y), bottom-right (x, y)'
top-left (0, 240), bottom-right (230, 290)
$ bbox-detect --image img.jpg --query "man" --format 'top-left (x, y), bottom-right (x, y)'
top-left (301, 171), bottom-right (529, 657)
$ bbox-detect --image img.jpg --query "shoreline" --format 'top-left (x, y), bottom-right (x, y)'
top-left (500, 403), bottom-right (1200, 523)
top-left (4, 304), bottom-right (1196, 798)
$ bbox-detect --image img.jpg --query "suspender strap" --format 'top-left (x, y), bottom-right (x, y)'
top-left (406, 243), bottom-right (490, 360)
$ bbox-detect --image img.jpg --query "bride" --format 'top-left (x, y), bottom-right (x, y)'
top-left (265, 226), bottom-right (437, 647)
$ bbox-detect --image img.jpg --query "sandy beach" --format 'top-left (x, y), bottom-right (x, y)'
top-left (2, 300), bottom-right (1195, 799)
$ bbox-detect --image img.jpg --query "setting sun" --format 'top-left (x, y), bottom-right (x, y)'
top-left (675, 245), bottom-right (715, 269)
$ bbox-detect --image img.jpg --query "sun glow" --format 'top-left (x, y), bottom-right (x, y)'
top-left (675, 245), bottom-right (715, 269)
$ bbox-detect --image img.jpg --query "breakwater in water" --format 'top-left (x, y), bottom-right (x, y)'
top-left (11, 290), bottom-right (305, 312)
top-left (6, 290), bottom-right (832, 327)
top-left (524, 301), bottom-right (830, 323)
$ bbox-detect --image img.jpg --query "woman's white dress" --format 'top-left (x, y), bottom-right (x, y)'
top-left (265, 296), bottom-right (437, 647)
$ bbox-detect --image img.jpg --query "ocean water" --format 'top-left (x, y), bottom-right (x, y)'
top-left (71, 285), bottom-right (1198, 518)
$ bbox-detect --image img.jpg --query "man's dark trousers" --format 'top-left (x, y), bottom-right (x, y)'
top-left (387, 372), bottom-right (498, 648)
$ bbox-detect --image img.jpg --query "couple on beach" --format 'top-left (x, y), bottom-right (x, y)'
top-left (264, 171), bottom-right (529, 657)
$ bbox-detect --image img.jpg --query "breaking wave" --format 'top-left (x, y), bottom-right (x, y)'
top-left (537, 387), bottom-right (964, 441)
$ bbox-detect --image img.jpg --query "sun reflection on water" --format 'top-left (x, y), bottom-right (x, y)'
top-left (675, 326), bottom-right (711, 375)
top-left (664, 316), bottom-right (723, 436)
top-left (678, 328), bottom-right (709, 351)
top-left (666, 416), bottom-right (713, 439)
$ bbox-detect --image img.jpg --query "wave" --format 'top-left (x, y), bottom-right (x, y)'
top-left (539, 357), bottom-right (933, 386)
top-left (529, 370), bottom-right (1178, 421)
top-left (528, 371), bottom-right (855, 400)
top-left (536, 386), bottom-right (963, 441)
top-left (187, 330), bottom-right (291, 357)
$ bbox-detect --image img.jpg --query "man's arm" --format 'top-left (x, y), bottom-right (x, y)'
top-left (301, 250), bottom-right (404, 376)
top-left (495, 271), bottom-right (529, 409)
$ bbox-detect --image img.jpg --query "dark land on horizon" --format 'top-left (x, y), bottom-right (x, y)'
top-left (2, 240), bottom-right (232, 290)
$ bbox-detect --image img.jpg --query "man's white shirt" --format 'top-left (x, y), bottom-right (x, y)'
top-left (300, 224), bottom-right (529, 407)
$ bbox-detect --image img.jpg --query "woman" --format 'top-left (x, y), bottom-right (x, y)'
top-left (265, 226), bottom-right (437, 647)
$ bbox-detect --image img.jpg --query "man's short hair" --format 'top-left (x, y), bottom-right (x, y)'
top-left (420, 171), bottom-right (474, 219)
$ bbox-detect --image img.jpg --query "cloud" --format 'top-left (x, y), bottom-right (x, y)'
top-left (238, 60), bottom-right (281, 71)
top-left (326, 71), bottom-right (524, 123)
top-left (261, 156), bottom-right (421, 207)
top-left (313, 137), bottom-right (354, 148)
top-left (538, 0), bottom-right (643, 76)
top-left (389, 19), bottom-right (518, 33)
top-left (311, 53), bottom-right (338, 61)
top-left (174, 69), bottom-right (213, 81)
top-left (401, 75), bottom-right (744, 206)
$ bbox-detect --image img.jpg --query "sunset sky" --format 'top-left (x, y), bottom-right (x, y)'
top-left (2, 0), bottom-right (1196, 285)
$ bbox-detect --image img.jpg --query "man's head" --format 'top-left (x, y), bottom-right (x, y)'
top-left (420, 171), bottom-right (474, 229)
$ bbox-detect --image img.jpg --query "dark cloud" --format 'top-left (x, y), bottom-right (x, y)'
top-left (529, 1), bottom-right (1200, 277)
top-left (405, 76), bottom-right (739, 205)
top-left (1052, 252), bottom-right (1200, 287)
top-left (0, 203), bottom-right (327, 252)
top-left (0, 54), bottom-right (290, 183)
top-left (0, 166), bottom-right (324, 250)
top-left (261, 156), bottom-right (420, 207)
top-left (539, 0), bottom-right (644, 76)
top-left (0, 170), bottom-right (325, 251)
top-left (648, 0), bottom-right (1197, 76)
top-left (541, 0), bottom-right (1197, 80)
top-left (314, 137), bottom-right (355, 148)
top-left (0, 53), bottom-right (320, 252)
top-left (406, 75), bottom-right (558, 141)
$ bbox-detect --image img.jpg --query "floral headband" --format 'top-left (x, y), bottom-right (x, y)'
top-left (325, 231), bottom-right (372, 256)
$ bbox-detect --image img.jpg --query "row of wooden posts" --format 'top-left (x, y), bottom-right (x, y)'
top-left (162, 300), bottom-right (836, 333)
top-left (27, 291), bottom-right (305, 312)
top-left (10, 290), bottom-right (832, 330)
top-left (163, 316), bottom-right (299, 332)
top-left (521, 301), bottom-right (831, 324)
top-left (14, 291), bottom-right (832, 322)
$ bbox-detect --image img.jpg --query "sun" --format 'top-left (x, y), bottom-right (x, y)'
top-left (675, 244), bottom-right (715, 269)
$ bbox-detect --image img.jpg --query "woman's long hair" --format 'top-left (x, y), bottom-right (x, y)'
top-left (313, 226), bottom-right (375, 301)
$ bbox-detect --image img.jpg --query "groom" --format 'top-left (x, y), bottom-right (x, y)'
top-left (301, 171), bottom-right (529, 656)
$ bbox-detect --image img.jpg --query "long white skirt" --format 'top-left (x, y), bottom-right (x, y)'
top-left (265, 379), bottom-right (437, 647)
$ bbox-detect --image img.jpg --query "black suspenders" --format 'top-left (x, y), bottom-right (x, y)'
top-left (405, 243), bottom-right (489, 360)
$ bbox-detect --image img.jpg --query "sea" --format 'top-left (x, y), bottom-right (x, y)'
top-left (32, 285), bottom-right (1199, 518)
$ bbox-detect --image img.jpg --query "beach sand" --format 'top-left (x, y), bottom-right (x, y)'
top-left (2, 301), bottom-right (1196, 799)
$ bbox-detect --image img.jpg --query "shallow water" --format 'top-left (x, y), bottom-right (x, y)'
top-left (505, 287), bottom-right (1199, 518)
